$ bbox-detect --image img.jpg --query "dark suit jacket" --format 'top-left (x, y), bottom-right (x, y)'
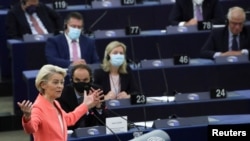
top-left (168, 0), bottom-right (225, 26)
top-left (6, 2), bottom-right (62, 39)
top-left (45, 34), bottom-right (100, 68)
top-left (57, 84), bottom-right (106, 130)
top-left (93, 67), bottom-right (140, 95)
top-left (200, 26), bottom-right (250, 59)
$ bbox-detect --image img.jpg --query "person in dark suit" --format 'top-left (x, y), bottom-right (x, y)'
top-left (45, 12), bottom-right (100, 68)
top-left (93, 41), bottom-right (139, 100)
top-left (57, 64), bottom-right (106, 130)
top-left (168, 0), bottom-right (225, 26)
top-left (200, 6), bottom-right (250, 59)
top-left (6, 0), bottom-right (62, 39)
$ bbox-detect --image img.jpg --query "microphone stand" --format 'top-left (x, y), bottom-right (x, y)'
top-left (90, 111), bottom-right (122, 141)
top-left (156, 43), bottom-right (169, 102)
top-left (84, 10), bottom-right (108, 36)
top-left (105, 108), bottom-right (143, 137)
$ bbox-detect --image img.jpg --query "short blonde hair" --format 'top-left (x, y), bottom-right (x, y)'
top-left (101, 41), bottom-right (127, 74)
top-left (35, 64), bottom-right (67, 93)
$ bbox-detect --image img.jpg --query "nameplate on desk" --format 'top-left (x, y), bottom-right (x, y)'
top-left (197, 21), bottom-right (212, 31)
top-left (160, 0), bottom-right (176, 4)
top-left (125, 26), bottom-right (141, 35)
top-left (23, 34), bottom-right (53, 42)
top-left (130, 93), bottom-right (146, 105)
top-left (167, 25), bottom-right (197, 34)
top-left (140, 59), bottom-right (168, 68)
top-left (152, 116), bottom-right (208, 128)
top-left (214, 55), bottom-right (249, 64)
top-left (53, 0), bottom-right (67, 9)
top-left (175, 92), bottom-right (210, 102)
top-left (91, 0), bottom-right (121, 8)
top-left (94, 30), bottom-right (125, 38)
top-left (173, 54), bottom-right (190, 65)
top-left (72, 126), bottom-right (106, 137)
top-left (121, 0), bottom-right (136, 5)
top-left (210, 88), bottom-right (227, 99)
top-left (106, 116), bottom-right (128, 134)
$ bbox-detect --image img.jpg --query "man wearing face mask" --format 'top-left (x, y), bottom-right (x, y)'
top-left (168, 0), bottom-right (225, 26)
top-left (6, 0), bottom-right (62, 39)
top-left (45, 12), bottom-right (100, 68)
top-left (93, 41), bottom-right (140, 100)
top-left (57, 64), bottom-right (106, 130)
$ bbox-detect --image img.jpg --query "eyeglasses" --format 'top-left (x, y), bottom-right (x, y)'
top-left (229, 21), bottom-right (244, 26)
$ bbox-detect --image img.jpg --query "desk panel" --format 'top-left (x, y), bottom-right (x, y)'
top-left (22, 60), bottom-right (250, 115)
top-left (2, 0), bottom-right (250, 79)
top-left (104, 90), bottom-right (250, 122)
top-left (68, 125), bottom-right (206, 141)
top-left (135, 59), bottom-right (250, 95)
top-left (8, 40), bottom-right (47, 114)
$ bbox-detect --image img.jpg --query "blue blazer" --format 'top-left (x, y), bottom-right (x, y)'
top-left (200, 26), bottom-right (250, 59)
top-left (6, 2), bottom-right (62, 39)
top-left (45, 34), bottom-right (100, 68)
top-left (168, 0), bottom-right (225, 26)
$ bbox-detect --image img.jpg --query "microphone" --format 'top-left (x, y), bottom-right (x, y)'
top-left (84, 10), bottom-right (108, 36)
top-left (129, 35), bottom-right (147, 130)
top-left (90, 110), bottom-right (122, 141)
top-left (129, 129), bottom-right (171, 141)
top-left (105, 107), bottom-right (143, 135)
top-left (156, 43), bottom-right (169, 98)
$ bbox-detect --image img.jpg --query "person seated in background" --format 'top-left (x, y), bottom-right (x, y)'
top-left (168, 0), bottom-right (225, 26)
top-left (17, 64), bottom-right (103, 141)
top-left (94, 41), bottom-right (140, 100)
top-left (6, 0), bottom-right (62, 39)
top-left (200, 6), bottom-right (250, 60)
top-left (57, 64), bottom-right (106, 130)
top-left (45, 12), bottom-right (100, 68)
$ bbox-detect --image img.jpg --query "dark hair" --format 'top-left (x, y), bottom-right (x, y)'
top-left (70, 64), bottom-right (92, 82)
top-left (64, 12), bottom-right (84, 28)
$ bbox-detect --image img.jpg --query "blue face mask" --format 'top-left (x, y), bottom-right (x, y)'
top-left (110, 54), bottom-right (125, 67)
top-left (67, 26), bottom-right (81, 40)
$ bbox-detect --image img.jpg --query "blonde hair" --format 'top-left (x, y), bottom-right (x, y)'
top-left (227, 6), bottom-right (246, 21)
top-left (35, 64), bottom-right (67, 93)
top-left (101, 41), bottom-right (127, 74)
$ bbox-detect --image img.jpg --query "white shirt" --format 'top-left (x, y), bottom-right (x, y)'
top-left (65, 33), bottom-right (81, 61)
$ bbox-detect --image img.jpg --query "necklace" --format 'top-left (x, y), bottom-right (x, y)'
top-left (110, 74), bottom-right (120, 95)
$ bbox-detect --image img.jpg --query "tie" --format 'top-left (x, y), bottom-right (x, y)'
top-left (232, 35), bottom-right (239, 51)
top-left (71, 40), bottom-right (79, 61)
top-left (29, 15), bottom-right (44, 34)
top-left (195, 5), bottom-right (203, 21)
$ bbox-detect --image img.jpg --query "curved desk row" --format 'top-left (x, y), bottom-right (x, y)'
top-left (1, 0), bottom-right (250, 78)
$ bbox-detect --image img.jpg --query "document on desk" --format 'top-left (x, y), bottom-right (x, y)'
top-left (147, 96), bottom-right (175, 103)
top-left (106, 116), bottom-right (128, 134)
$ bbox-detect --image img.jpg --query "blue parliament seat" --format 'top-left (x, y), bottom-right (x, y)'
top-left (1, 0), bottom-right (250, 79)
top-left (3, 0), bottom-right (250, 114)
top-left (23, 60), bottom-right (250, 119)
top-left (65, 105), bottom-right (250, 141)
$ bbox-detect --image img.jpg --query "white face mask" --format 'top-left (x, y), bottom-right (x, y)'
top-left (193, 0), bottom-right (204, 5)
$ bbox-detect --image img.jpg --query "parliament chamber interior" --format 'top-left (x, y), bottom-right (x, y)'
top-left (1, 0), bottom-right (250, 141)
